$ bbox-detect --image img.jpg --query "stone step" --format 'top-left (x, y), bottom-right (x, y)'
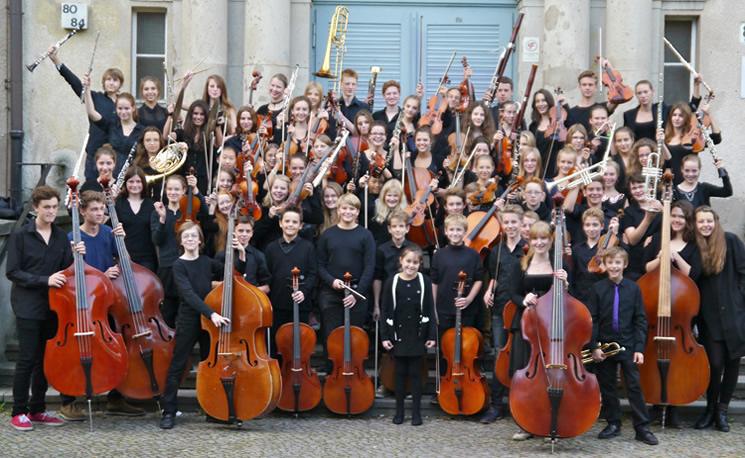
top-left (1, 385), bottom-right (744, 424)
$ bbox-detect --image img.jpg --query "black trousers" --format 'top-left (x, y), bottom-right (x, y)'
top-left (596, 357), bottom-right (650, 428)
top-left (319, 289), bottom-right (367, 342)
top-left (437, 313), bottom-right (478, 377)
top-left (162, 313), bottom-right (210, 415)
top-left (702, 335), bottom-right (741, 406)
top-left (12, 317), bottom-right (75, 416)
top-left (158, 266), bottom-right (179, 329)
top-left (395, 355), bottom-right (424, 414)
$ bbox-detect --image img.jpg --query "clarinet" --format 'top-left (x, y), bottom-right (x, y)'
top-left (696, 110), bottom-right (727, 178)
top-left (79, 31), bottom-right (101, 103)
top-left (280, 64), bottom-right (300, 114)
top-left (27, 28), bottom-right (80, 72)
top-left (115, 142), bottom-right (138, 191)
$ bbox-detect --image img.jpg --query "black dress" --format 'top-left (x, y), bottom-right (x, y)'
top-left (380, 274), bottom-right (437, 357)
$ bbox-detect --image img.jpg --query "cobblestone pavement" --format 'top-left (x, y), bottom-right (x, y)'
top-left (2, 408), bottom-right (744, 457)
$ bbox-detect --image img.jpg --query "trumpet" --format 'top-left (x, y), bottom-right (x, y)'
top-left (313, 5), bottom-right (349, 94)
top-left (581, 342), bottom-right (625, 364)
top-left (546, 123), bottom-right (616, 192)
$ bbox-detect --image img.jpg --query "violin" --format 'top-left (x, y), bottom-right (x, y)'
top-left (545, 87), bottom-right (568, 142)
top-left (276, 267), bottom-right (322, 413)
top-left (101, 176), bottom-right (175, 400)
top-left (465, 177), bottom-right (524, 261)
top-left (681, 112), bottom-right (706, 153)
top-left (405, 172), bottom-right (441, 227)
top-left (418, 52), bottom-right (456, 135)
top-left (45, 176), bottom-right (128, 399)
top-left (323, 272), bottom-right (375, 415)
top-left (469, 181), bottom-right (499, 206)
top-left (446, 113), bottom-right (468, 174)
top-left (348, 135), bottom-right (370, 185)
top-left (402, 149), bottom-right (438, 249)
top-left (509, 194), bottom-right (600, 441)
top-left (495, 127), bottom-right (513, 177)
top-left (587, 209), bottom-right (624, 274)
top-left (198, 202), bottom-right (281, 423)
top-left (304, 91), bottom-right (333, 155)
top-left (458, 57), bottom-right (475, 112)
top-left (239, 171), bottom-right (262, 221)
top-left (175, 167), bottom-right (201, 232)
top-left (368, 150), bottom-right (387, 179)
top-left (637, 173), bottom-right (708, 409)
top-left (598, 57), bottom-right (633, 104)
top-left (258, 111), bottom-right (274, 141)
top-left (438, 271), bottom-right (490, 415)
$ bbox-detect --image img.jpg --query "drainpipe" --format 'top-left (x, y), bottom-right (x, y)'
top-left (9, 0), bottom-right (24, 203)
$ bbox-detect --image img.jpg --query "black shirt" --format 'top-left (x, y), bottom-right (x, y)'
top-left (339, 96), bottom-right (371, 128)
top-left (673, 177), bottom-right (732, 208)
top-left (317, 224), bottom-right (376, 296)
top-left (372, 107), bottom-right (401, 144)
top-left (569, 239), bottom-right (605, 305)
top-left (374, 239), bottom-right (414, 283)
top-left (115, 197), bottom-right (157, 270)
top-left (621, 201), bottom-right (662, 280)
top-left (589, 277), bottom-right (648, 356)
top-left (214, 245), bottom-right (271, 288)
top-left (172, 255), bottom-right (223, 320)
top-left (93, 117), bottom-right (145, 179)
top-left (6, 221), bottom-right (73, 320)
top-left (622, 102), bottom-right (670, 142)
top-left (489, 239), bottom-right (527, 315)
top-left (138, 103), bottom-right (169, 131)
top-left (642, 234), bottom-right (702, 283)
top-left (57, 63), bottom-right (117, 157)
top-left (264, 236), bottom-right (318, 312)
top-left (430, 244), bottom-right (483, 317)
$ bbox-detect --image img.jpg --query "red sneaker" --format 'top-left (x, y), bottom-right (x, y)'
top-left (11, 414), bottom-right (34, 431)
top-left (28, 411), bottom-right (64, 427)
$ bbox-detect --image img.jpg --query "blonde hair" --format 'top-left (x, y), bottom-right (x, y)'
top-left (444, 214), bottom-right (468, 231)
top-left (521, 220), bottom-right (553, 270)
top-left (318, 182), bottom-right (343, 236)
top-left (262, 174), bottom-right (290, 207)
top-left (695, 206), bottom-right (726, 276)
top-left (374, 179), bottom-right (407, 224)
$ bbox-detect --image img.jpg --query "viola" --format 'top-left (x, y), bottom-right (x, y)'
top-left (495, 130), bottom-right (513, 177)
top-left (248, 70), bottom-right (262, 106)
top-left (45, 176), bottom-right (128, 399)
top-left (446, 113), bottom-right (468, 174)
top-left (438, 271), bottom-right (490, 415)
top-left (276, 267), bottom-right (322, 413)
top-left (101, 177), bottom-right (175, 400)
top-left (419, 52), bottom-right (456, 135)
top-left (323, 272), bottom-right (375, 415)
top-left (465, 177), bottom-right (524, 261)
top-left (637, 173), bottom-right (709, 408)
top-left (458, 57), bottom-right (475, 112)
top-left (175, 167), bottom-right (201, 232)
top-left (468, 181), bottom-right (498, 206)
top-left (587, 209), bottom-right (624, 274)
top-left (239, 171), bottom-right (262, 221)
top-left (545, 87), bottom-right (568, 142)
top-left (509, 194), bottom-right (600, 441)
top-left (405, 172), bottom-right (441, 227)
top-left (598, 58), bottom-right (633, 104)
top-left (402, 150), bottom-right (438, 249)
top-left (198, 203), bottom-right (281, 423)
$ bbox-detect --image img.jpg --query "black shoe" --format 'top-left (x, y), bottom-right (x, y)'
top-left (392, 412), bottom-right (404, 424)
top-left (715, 404), bottom-right (730, 432)
top-left (429, 396), bottom-right (439, 405)
top-left (695, 405), bottom-right (716, 429)
top-left (665, 405), bottom-right (682, 429)
top-left (160, 413), bottom-right (175, 429)
top-left (411, 413), bottom-right (422, 426)
top-left (480, 407), bottom-right (504, 424)
top-left (634, 428), bottom-right (658, 445)
top-left (597, 423), bottom-right (621, 439)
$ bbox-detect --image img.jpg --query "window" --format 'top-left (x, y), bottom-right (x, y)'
top-left (132, 11), bottom-right (167, 101)
top-left (663, 18), bottom-right (696, 104)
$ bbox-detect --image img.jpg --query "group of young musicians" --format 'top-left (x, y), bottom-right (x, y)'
top-left (6, 31), bottom-right (744, 448)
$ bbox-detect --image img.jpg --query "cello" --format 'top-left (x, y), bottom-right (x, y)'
top-left (510, 194), bottom-right (600, 442)
top-left (101, 177), bottom-right (175, 400)
top-left (45, 176), bottom-right (128, 408)
top-left (323, 272), bottom-right (375, 415)
top-left (276, 267), bottom-right (323, 414)
top-left (438, 271), bottom-right (489, 415)
top-left (495, 245), bottom-right (529, 387)
top-left (637, 173), bottom-right (708, 410)
top-left (197, 202), bottom-right (281, 423)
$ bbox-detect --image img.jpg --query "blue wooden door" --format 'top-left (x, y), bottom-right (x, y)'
top-left (311, 1), bottom-right (519, 104)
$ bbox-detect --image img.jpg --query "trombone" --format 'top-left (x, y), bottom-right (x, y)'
top-left (545, 123), bottom-right (616, 192)
top-left (581, 342), bottom-right (625, 364)
top-left (314, 5), bottom-right (349, 94)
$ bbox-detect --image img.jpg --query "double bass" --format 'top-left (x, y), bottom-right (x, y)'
top-left (438, 271), bottom-right (489, 415)
top-left (637, 173), bottom-right (709, 411)
top-left (45, 176), bottom-right (128, 404)
top-left (323, 272), bottom-right (375, 415)
top-left (101, 177), bottom-right (175, 400)
top-left (197, 203), bottom-right (281, 423)
top-left (276, 267), bottom-right (322, 414)
top-left (509, 194), bottom-right (600, 442)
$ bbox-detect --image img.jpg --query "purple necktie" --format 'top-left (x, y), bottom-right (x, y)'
top-left (612, 284), bottom-right (620, 332)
